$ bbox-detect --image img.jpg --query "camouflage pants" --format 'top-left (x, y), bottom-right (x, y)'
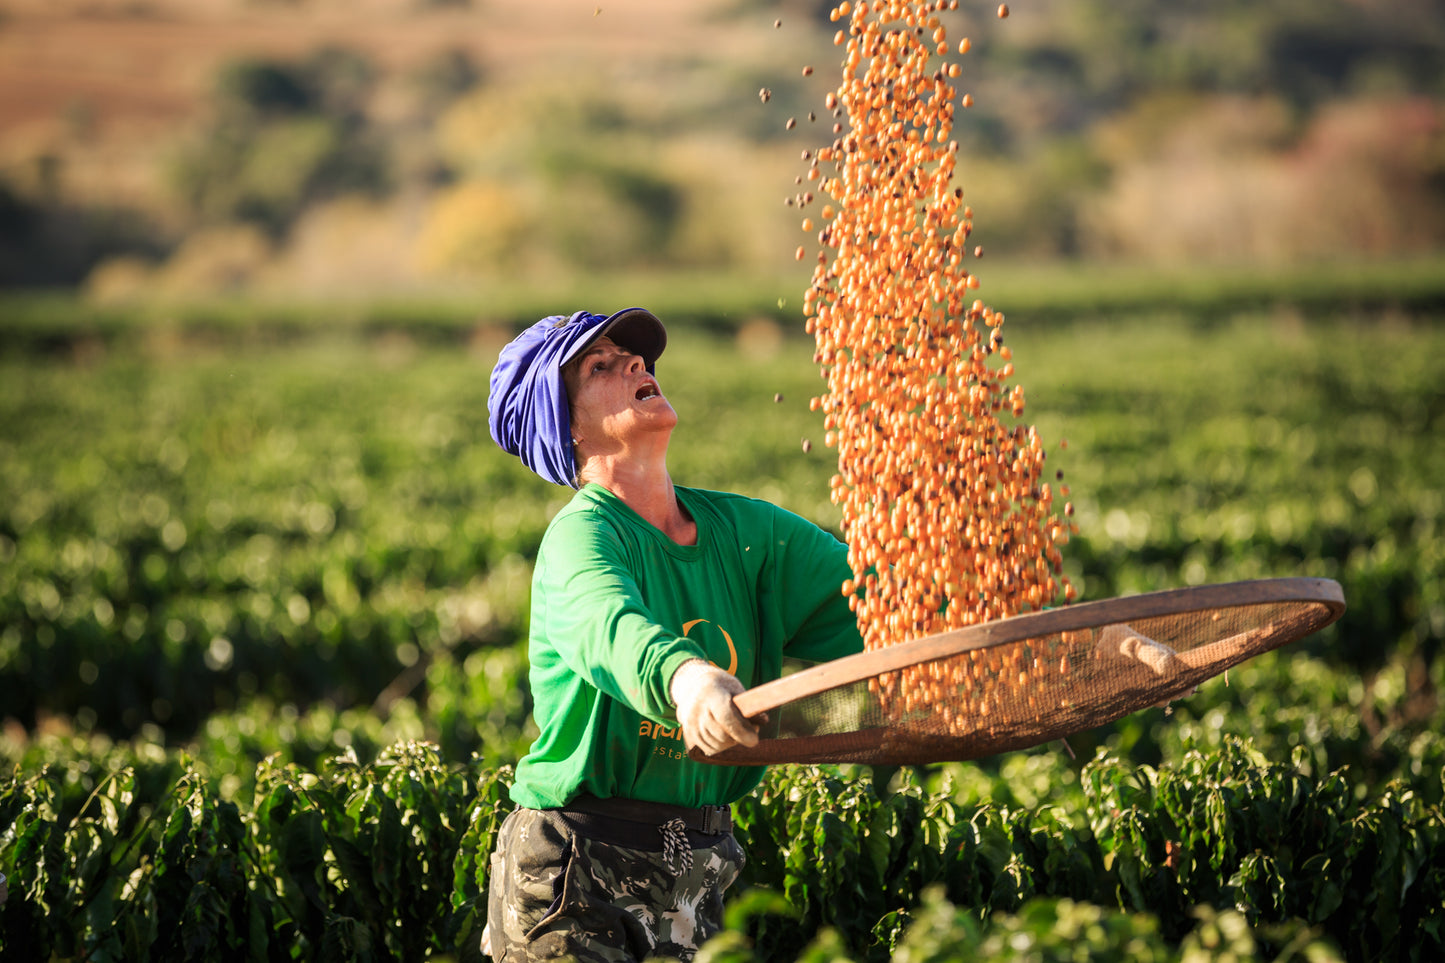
top-left (485, 806), bottom-right (744, 962)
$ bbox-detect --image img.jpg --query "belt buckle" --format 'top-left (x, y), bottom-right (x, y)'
top-left (700, 805), bottom-right (726, 835)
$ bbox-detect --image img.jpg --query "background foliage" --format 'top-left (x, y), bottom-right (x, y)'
top-left (2, 279), bottom-right (1443, 958)
top-left (1, 0), bottom-right (1442, 295)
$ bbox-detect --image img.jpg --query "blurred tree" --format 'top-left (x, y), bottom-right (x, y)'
top-left (0, 170), bottom-right (166, 289)
top-left (169, 50), bottom-right (390, 238)
top-left (392, 48), bottom-right (486, 190)
top-left (413, 179), bottom-right (530, 277)
top-left (0, 180), bottom-right (45, 286)
top-left (429, 80), bottom-right (690, 272)
top-left (1080, 94), bottom-right (1445, 263)
top-left (407, 48), bottom-right (484, 117)
top-left (216, 59), bottom-right (314, 117)
top-left (302, 46), bottom-right (376, 121)
top-left (1042, 0), bottom-right (1445, 110)
top-left (540, 156), bottom-right (685, 270)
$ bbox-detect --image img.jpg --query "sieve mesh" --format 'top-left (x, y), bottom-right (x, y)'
top-left (693, 578), bottom-right (1344, 766)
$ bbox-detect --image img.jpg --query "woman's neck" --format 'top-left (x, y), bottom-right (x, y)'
top-left (582, 459), bottom-right (696, 546)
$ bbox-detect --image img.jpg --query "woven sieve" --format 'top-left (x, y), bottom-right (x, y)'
top-left (692, 577), bottom-right (1345, 766)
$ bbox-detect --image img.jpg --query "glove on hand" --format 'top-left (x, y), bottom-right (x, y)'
top-left (1098, 623), bottom-right (1181, 676)
top-left (669, 659), bottom-right (758, 756)
top-left (1098, 622), bottom-right (1189, 708)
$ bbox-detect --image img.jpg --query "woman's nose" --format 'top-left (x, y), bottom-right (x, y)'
top-left (624, 352), bottom-right (644, 372)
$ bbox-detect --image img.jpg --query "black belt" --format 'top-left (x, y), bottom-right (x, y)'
top-left (548, 795), bottom-right (733, 851)
top-left (564, 794), bottom-right (732, 835)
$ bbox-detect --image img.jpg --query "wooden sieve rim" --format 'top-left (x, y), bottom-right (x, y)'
top-left (732, 576), bottom-right (1345, 720)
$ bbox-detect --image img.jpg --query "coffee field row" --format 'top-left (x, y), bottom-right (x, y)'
top-left (2, 300), bottom-right (1442, 960)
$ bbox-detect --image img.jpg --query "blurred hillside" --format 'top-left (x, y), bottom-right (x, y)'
top-left (0, 0), bottom-right (1442, 298)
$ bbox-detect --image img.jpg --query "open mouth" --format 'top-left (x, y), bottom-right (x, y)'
top-left (635, 381), bottom-right (661, 401)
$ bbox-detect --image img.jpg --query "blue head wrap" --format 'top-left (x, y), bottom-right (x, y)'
top-left (487, 308), bottom-right (667, 487)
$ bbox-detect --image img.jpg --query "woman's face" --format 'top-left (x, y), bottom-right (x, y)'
top-left (563, 336), bottom-right (677, 452)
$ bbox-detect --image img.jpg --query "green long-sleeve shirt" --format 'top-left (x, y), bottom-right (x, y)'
top-left (509, 484), bottom-right (863, 809)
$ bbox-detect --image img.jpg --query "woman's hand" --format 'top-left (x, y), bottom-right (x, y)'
top-left (669, 659), bottom-right (760, 756)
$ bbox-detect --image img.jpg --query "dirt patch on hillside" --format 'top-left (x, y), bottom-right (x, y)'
top-left (0, 0), bottom-right (773, 205)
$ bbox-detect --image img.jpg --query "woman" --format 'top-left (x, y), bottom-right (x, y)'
top-left (483, 308), bottom-right (861, 962)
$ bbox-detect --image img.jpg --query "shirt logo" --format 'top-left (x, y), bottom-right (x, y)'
top-left (682, 618), bottom-right (738, 675)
